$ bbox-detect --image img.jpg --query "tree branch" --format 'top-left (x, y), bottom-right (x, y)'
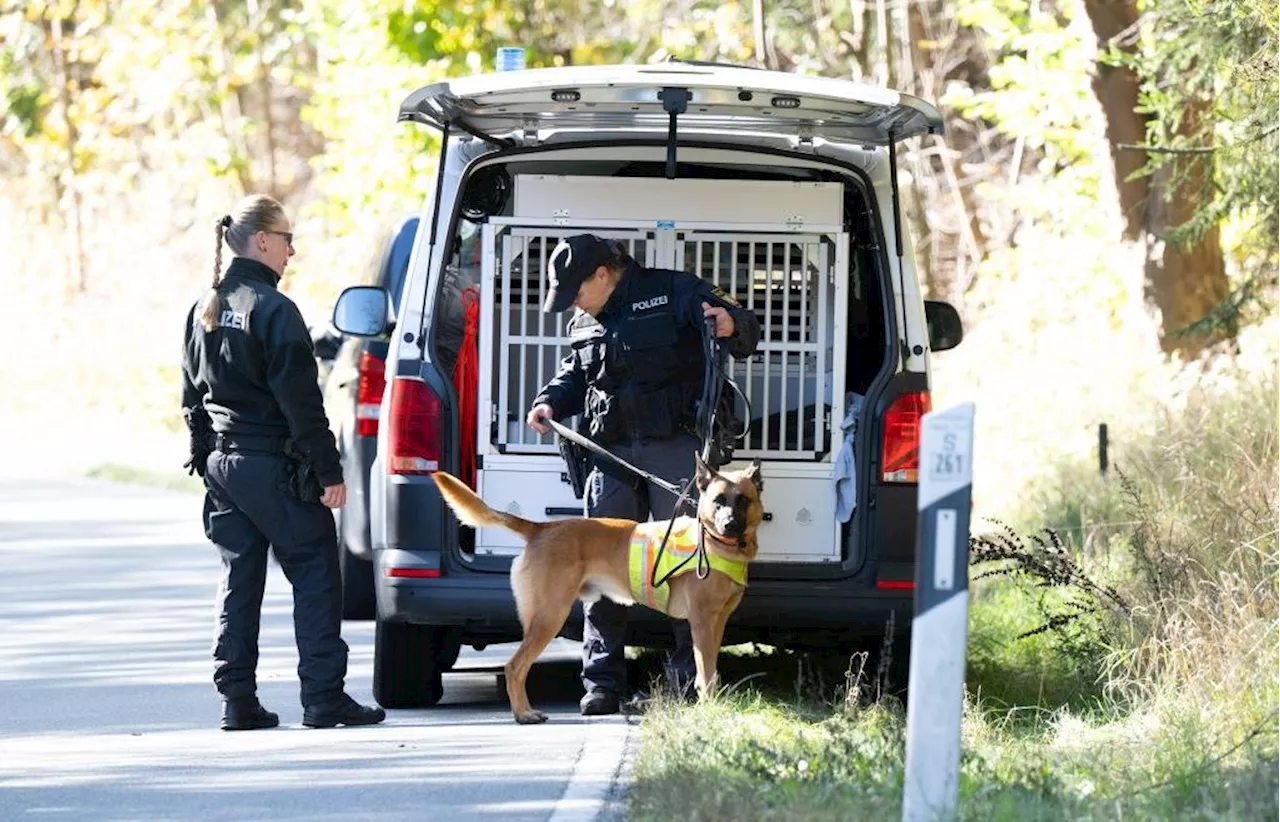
top-left (1116, 143), bottom-right (1215, 154)
top-left (1118, 124), bottom-right (1278, 154)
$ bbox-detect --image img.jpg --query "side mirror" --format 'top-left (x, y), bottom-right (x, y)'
top-left (924, 300), bottom-right (963, 352)
top-left (332, 286), bottom-right (394, 338)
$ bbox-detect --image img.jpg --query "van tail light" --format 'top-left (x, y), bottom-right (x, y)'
top-left (882, 391), bottom-right (931, 483)
top-left (356, 352), bottom-right (386, 438)
top-left (385, 567), bottom-right (441, 579)
top-left (387, 377), bottom-right (442, 475)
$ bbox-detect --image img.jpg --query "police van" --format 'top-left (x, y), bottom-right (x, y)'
top-left (331, 62), bottom-right (964, 708)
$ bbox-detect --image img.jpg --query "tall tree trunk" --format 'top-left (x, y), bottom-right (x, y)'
top-left (250, 0), bottom-right (280, 201)
top-left (207, 2), bottom-right (256, 196)
top-left (847, 0), bottom-right (866, 78)
top-left (752, 0), bottom-right (779, 69)
top-left (907, 0), bottom-right (985, 303)
top-left (895, 0), bottom-right (938, 298)
top-left (1083, 0), bottom-right (1230, 356)
top-left (1144, 96), bottom-right (1230, 356)
top-left (752, 0), bottom-right (767, 66)
top-left (259, 59), bottom-right (278, 200)
top-left (872, 0), bottom-right (889, 86)
top-left (1082, 0), bottom-right (1149, 240)
top-left (49, 11), bottom-right (87, 295)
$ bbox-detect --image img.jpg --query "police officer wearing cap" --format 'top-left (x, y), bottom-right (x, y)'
top-left (527, 234), bottom-right (761, 716)
top-left (182, 193), bottom-right (385, 730)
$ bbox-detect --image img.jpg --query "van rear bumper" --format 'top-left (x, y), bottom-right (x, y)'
top-left (378, 568), bottom-right (914, 649)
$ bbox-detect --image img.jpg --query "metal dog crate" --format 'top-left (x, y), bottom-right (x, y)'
top-left (471, 176), bottom-right (851, 562)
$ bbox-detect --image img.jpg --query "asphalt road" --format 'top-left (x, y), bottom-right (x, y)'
top-left (0, 477), bottom-right (634, 822)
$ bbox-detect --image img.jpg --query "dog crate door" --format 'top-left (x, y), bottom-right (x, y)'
top-left (747, 472), bottom-right (841, 563)
top-left (678, 232), bottom-right (848, 464)
top-left (717, 459), bottom-right (841, 562)
top-left (480, 224), bottom-right (654, 457)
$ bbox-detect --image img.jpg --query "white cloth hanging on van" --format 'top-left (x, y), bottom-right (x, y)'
top-left (834, 392), bottom-right (865, 523)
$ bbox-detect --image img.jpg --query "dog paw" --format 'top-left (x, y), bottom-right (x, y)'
top-left (514, 710), bottom-right (548, 725)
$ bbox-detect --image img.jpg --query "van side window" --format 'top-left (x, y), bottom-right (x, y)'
top-left (433, 224), bottom-right (483, 379)
top-left (384, 218), bottom-right (420, 313)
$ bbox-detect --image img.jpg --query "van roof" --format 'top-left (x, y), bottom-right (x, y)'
top-left (399, 63), bottom-right (943, 147)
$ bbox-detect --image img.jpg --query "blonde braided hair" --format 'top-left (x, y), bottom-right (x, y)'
top-left (200, 194), bottom-right (286, 331)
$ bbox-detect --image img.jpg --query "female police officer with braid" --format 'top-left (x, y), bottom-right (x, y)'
top-left (181, 194), bottom-right (384, 730)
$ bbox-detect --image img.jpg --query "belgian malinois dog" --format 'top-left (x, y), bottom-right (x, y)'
top-left (431, 455), bottom-right (764, 724)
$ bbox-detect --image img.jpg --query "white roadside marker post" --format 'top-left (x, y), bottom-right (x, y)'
top-left (902, 402), bottom-right (975, 822)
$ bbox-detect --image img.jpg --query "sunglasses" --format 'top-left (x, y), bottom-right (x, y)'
top-left (264, 230), bottom-right (294, 248)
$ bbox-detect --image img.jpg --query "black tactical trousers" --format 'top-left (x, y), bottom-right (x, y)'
top-left (582, 434), bottom-right (698, 697)
top-left (203, 450), bottom-right (348, 708)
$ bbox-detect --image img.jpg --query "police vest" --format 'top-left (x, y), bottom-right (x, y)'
top-left (568, 267), bottom-right (706, 444)
top-left (627, 518), bottom-right (749, 614)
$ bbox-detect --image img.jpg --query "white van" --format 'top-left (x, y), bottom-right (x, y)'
top-left (332, 61), bottom-right (963, 708)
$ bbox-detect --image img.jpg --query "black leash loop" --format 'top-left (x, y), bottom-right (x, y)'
top-left (697, 313), bottom-right (753, 467)
top-left (696, 524), bottom-right (711, 580)
top-left (697, 316), bottom-right (724, 466)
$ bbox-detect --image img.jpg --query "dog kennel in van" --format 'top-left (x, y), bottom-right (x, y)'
top-left (468, 173), bottom-right (855, 564)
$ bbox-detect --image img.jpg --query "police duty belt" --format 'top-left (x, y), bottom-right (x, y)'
top-left (546, 419), bottom-right (684, 498)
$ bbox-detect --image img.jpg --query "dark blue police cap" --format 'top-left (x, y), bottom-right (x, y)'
top-left (544, 234), bottom-right (613, 313)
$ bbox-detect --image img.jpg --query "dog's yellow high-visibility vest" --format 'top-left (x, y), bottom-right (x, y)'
top-left (628, 517), bottom-right (748, 614)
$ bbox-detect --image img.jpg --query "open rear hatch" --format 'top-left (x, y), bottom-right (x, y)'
top-left (399, 63), bottom-right (944, 146)
top-left (408, 65), bottom-right (940, 570)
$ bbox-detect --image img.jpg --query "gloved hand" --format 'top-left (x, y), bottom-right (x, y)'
top-left (182, 453), bottom-right (207, 478)
top-left (281, 441), bottom-right (325, 503)
top-left (182, 407), bottom-right (212, 478)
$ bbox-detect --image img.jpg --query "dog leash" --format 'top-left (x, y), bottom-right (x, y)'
top-left (650, 477), bottom-right (714, 587)
top-left (547, 418), bottom-right (711, 586)
top-left (651, 512), bottom-right (714, 586)
top-left (546, 419), bottom-right (685, 498)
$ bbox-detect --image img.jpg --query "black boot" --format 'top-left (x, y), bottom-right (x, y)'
top-left (221, 697), bottom-right (280, 731)
top-left (302, 693), bottom-right (387, 728)
top-left (579, 689), bottom-right (621, 716)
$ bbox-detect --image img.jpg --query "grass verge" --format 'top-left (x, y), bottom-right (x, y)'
top-left (86, 462), bottom-right (204, 494)
top-left (632, 606), bottom-right (1278, 821)
top-left (629, 362), bottom-right (1278, 821)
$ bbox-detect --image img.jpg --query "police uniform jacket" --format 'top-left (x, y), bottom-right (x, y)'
top-left (533, 259), bottom-right (761, 446)
top-left (181, 257), bottom-right (343, 487)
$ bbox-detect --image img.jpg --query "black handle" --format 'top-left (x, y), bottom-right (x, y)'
top-left (546, 507), bottom-right (581, 517)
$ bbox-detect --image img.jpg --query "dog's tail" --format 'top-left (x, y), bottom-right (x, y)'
top-left (431, 470), bottom-right (543, 542)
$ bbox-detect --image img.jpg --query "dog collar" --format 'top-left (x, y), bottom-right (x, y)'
top-left (699, 519), bottom-right (746, 550)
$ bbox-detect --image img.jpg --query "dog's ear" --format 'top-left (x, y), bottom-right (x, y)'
top-left (694, 450), bottom-right (714, 491)
top-left (744, 458), bottom-right (764, 493)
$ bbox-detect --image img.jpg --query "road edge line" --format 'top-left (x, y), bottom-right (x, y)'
top-left (547, 715), bottom-right (632, 822)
